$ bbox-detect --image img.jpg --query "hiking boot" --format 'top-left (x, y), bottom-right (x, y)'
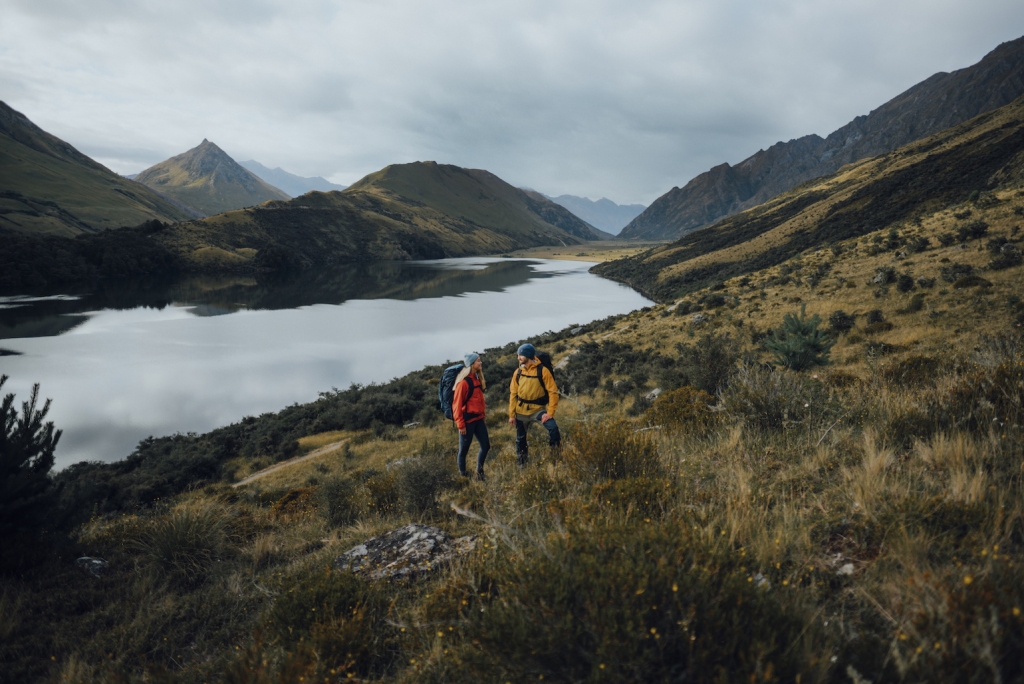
top-left (475, 470), bottom-right (486, 482)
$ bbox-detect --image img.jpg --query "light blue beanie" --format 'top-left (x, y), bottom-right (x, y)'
top-left (464, 352), bottom-right (480, 367)
top-left (517, 343), bottom-right (536, 359)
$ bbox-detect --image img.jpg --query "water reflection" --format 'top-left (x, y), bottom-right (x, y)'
top-left (0, 258), bottom-right (651, 468)
top-left (0, 260), bottom-right (553, 338)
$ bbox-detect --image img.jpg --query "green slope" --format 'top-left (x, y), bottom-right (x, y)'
top-left (595, 93), bottom-right (1024, 302)
top-left (135, 139), bottom-right (290, 216)
top-left (0, 101), bottom-right (195, 236)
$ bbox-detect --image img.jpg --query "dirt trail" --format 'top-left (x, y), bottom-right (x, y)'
top-left (232, 439), bottom-right (348, 488)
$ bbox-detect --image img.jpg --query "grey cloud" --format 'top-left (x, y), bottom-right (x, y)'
top-left (2, 0), bottom-right (1022, 203)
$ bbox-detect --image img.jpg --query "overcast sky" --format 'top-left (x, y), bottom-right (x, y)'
top-left (1, 1), bottom-right (1022, 205)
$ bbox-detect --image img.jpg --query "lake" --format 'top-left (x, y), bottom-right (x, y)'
top-left (0, 258), bottom-right (652, 469)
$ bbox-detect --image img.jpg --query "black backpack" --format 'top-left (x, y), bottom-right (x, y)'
top-left (515, 351), bottom-right (555, 407)
top-left (438, 364), bottom-right (477, 420)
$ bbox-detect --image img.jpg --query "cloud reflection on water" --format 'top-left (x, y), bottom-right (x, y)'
top-left (0, 258), bottom-right (651, 469)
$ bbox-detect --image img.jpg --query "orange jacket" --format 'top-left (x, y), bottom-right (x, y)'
top-left (508, 358), bottom-right (559, 418)
top-left (453, 373), bottom-right (486, 430)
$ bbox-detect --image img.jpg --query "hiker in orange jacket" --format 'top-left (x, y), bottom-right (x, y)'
top-left (453, 352), bottom-right (489, 480)
top-left (508, 343), bottom-right (560, 467)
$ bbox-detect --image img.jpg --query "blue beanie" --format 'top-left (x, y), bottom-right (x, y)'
top-left (464, 352), bottom-right (480, 367)
top-left (517, 343), bottom-right (536, 359)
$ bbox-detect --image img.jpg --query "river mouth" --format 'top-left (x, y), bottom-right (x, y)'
top-left (0, 258), bottom-right (651, 469)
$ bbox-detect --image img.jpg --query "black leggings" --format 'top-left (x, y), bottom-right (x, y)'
top-left (457, 419), bottom-right (490, 475)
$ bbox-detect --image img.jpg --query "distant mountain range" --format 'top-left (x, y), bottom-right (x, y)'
top-left (622, 35), bottom-right (1024, 240)
top-left (133, 140), bottom-right (290, 216)
top-left (238, 160), bottom-right (347, 197)
top-left (597, 92), bottom-right (1024, 302)
top-left (0, 101), bottom-right (194, 236)
top-left (544, 194), bottom-right (645, 235)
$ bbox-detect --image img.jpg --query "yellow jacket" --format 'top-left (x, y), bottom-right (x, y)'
top-left (508, 358), bottom-right (559, 418)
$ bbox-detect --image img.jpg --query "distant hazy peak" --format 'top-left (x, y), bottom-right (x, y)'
top-left (541, 192), bottom-right (646, 235)
top-left (239, 159), bottom-right (347, 198)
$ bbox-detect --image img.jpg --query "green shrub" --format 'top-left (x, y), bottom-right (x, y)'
top-left (720, 365), bottom-right (838, 432)
top-left (896, 274), bottom-right (915, 293)
top-left (318, 476), bottom-right (360, 527)
top-left (394, 439), bottom-right (457, 517)
top-left (258, 566), bottom-right (399, 679)
top-left (866, 309), bottom-right (885, 324)
top-left (644, 386), bottom-right (718, 435)
top-left (763, 304), bottom-right (835, 371)
top-left (865, 321), bottom-right (895, 334)
top-left (938, 232), bottom-right (958, 247)
top-left (416, 519), bottom-right (818, 682)
top-left (907, 236), bottom-right (930, 253)
top-left (1, 376), bottom-right (60, 535)
top-left (903, 293), bottom-right (926, 313)
top-left (564, 420), bottom-right (660, 482)
top-left (130, 499), bottom-right (231, 585)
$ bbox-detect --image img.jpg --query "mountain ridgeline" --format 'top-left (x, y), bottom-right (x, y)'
top-left (0, 101), bottom-right (195, 236)
top-left (622, 35), bottom-right (1024, 240)
top-left (134, 140), bottom-right (290, 216)
top-left (596, 93), bottom-right (1024, 302)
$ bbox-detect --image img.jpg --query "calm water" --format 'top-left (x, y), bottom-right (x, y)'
top-left (0, 259), bottom-right (651, 469)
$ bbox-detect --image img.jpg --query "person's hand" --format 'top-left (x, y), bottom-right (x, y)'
top-left (458, 426), bottom-right (467, 435)
top-left (541, 413), bottom-right (552, 423)
top-left (508, 416), bottom-right (516, 425)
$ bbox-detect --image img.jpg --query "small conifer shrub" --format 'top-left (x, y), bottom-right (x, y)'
top-left (763, 305), bottom-right (835, 371)
top-left (1, 376), bottom-right (61, 534)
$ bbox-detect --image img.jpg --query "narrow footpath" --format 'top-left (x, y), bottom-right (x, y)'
top-left (232, 439), bottom-right (348, 487)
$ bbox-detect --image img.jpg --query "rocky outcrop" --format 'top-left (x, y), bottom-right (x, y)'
top-left (622, 35), bottom-right (1024, 240)
top-left (335, 524), bottom-right (476, 581)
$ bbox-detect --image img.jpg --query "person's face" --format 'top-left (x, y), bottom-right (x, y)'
top-left (517, 354), bottom-right (528, 365)
top-left (472, 357), bottom-right (483, 372)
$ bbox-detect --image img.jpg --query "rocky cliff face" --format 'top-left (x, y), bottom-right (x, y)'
top-left (622, 35), bottom-right (1024, 240)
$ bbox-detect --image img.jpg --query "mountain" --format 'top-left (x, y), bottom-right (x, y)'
top-left (134, 140), bottom-right (290, 216)
top-left (545, 194), bottom-right (646, 235)
top-left (149, 161), bottom-right (603, 271)
top-left (239, 160), bottom-right (347, 197)
top-left (0, 101), bottom-right (194, 236)
top-left (622, 35), bottom-right (1024, 240)
top-left (595, 93), bottom-right (1024, 302)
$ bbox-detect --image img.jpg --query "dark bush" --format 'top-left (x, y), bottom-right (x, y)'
top-left (907, 236), bottom-right (930, 253)
top-left (940, 263), bottom-right (975, 283)
top-left (866, 309), bottom-right (885, 325)
top-left (864, 321), bottom-right (895, 334)
top-left (904, 293), bottom-right (926, 313)
top-left (896, 274), bottom-right (915, 293)
top-left (670, 332), bottom-right (739, 394)
top-left (937, 232), bottom-right (958, 247)
top-left (872, 267), bottom-right (897, 285)
top-left (956, 220), bottom-right (989, 241)
top-left (829, 310), bottom-right (856, 334)
top-left (953, 275), bottom-right (993, 289)
top-left (916, 276), bottom-right (936, 288)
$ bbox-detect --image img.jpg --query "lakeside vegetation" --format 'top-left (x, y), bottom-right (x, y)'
top-left (3, 191), bottom-right (1024, 681)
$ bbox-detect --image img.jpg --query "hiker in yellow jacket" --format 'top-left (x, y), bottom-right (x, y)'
top-left (508, 343), bottom-right (560, 467)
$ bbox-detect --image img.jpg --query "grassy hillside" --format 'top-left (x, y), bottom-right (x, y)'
top-left (135, 139), bottom-right (289, 216)
top-left (4, 177), bottom-right (1024, 681)
top-left (149, 162), bottom-right (600, 271)
top-left (0, 102), bottom-right (195, 236)
top-left (596, 94), bottom-right (1024, 303)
